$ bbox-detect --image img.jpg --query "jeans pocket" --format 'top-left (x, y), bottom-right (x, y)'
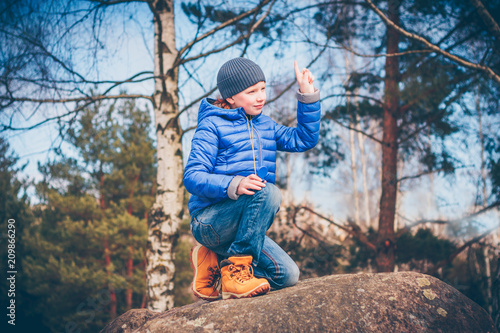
top-left (192, 217), bottom-right (220, 248)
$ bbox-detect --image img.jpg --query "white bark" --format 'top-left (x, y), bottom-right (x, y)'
top-left (343, 42), bottom-right (361, 228)
top-left (356, 120), bottom-right (371, 229)
top-left (477, 88), bottom-right (493, 315)
top-left (349, 120), bottom-right (361, 226)
top-left (484, 246), bottom-right (493, 314)
top-left (476, 90), bottom-right (488, 207)
top-left (147, 0), bottom-right (184, 312)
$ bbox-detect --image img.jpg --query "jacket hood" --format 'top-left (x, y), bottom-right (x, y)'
top-left (198, 98), bottom-right (262, 123)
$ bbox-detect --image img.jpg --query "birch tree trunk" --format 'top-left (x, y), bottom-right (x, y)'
top-left (376, 0), bottom-right (400, 272)
top-left (343, 40), bottom-right (361, 228)
top-left (146, 0), bottom-right (184, 312)
top-left (349, 116), bottom-right (361, 226)
top-left (476, 89), bottom-right (488, 207)
top-left (356, 119), bottom-right (371, 230)
top-left (477, 88), bottom-right (493, 315)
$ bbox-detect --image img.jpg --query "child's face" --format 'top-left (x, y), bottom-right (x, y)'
top-left (226, 81), bottom-right (266, 116)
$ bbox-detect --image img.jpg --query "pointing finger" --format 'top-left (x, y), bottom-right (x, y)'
top-left (294, 60), bottom-right (301, 79)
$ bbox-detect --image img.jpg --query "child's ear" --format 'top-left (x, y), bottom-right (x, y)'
top-left (226, 97), bottom-right (235, 105)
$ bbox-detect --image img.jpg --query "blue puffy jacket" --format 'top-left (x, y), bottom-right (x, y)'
top-left (183, 90), bottom-right (321, 217)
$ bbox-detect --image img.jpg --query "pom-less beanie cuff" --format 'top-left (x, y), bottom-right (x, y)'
top-left (217, 57), bottom-right (266, 99)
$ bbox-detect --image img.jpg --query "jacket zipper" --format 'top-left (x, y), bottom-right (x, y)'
top-left (253, 124), bottom-right (263, 167)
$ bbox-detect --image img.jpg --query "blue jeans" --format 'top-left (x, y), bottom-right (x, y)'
top-left (190, 183), bottom-right (300, 289)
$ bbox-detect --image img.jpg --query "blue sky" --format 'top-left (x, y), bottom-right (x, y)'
top-left (5, 0), bottom-right (499, 234)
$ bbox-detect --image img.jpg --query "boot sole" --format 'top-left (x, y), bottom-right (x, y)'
top-left (222, 282), bottom-right (270, 300)
top-left (190, 245), bottom-right (220, 301)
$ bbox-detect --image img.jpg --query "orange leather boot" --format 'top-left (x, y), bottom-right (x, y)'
top-left (220, 255), bottom-right (270, 300)
top-left (190, 245), bottom-right (221, 301)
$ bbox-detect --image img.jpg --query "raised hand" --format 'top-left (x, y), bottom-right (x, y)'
top-left (294, 60), bottom-right (315, 94)
top-left (237, 174), bottom-right (266, 196)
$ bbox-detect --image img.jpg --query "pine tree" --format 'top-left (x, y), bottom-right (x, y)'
top-left (0, 136), bottom-right (49, 331)
top-left (22, 99), bottom-right (154, 332)
top-left (309, 0), bottom-right (499, 272)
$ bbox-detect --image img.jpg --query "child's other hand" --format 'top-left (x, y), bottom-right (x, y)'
top-left (294, 60), bottom-right (315, 94)
top-left (237, 174), bottom-right (266, 196)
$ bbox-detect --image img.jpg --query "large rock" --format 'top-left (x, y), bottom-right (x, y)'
top-left (101, 272), bottom-right (497, 333)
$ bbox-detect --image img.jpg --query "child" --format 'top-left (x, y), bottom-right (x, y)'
top-left (183, 57), bottom-right (321, 300)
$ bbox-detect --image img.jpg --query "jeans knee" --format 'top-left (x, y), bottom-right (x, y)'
top-left (257, 183), bottom-right (281, 211)
top-left (282, 262), bottom-right (300, 287)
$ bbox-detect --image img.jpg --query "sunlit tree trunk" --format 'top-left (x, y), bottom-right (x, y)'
top-left (477, 88), bottom-right (493, 315)
top-left (477, 90), bottom-right (488, 207)
top-left (376, 0), bottom-right (400, 272)
top-left (146, 0), bottom-right (184, 312)
top-left (356, 121), bottom-right (371, 229)
top-left (343, 45), bottom-right (361, 227)
top-left (349, 114), bottom-right (361, 226)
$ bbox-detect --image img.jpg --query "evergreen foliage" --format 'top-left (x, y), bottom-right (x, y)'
top-left (0, 0), bottom-right (498, 327)
top-left (0, 137), bottom-right (48, 332)
top-left (396, 228), bottom-right (456, 265)
top-left (20, 99), bottom-right (155, 332)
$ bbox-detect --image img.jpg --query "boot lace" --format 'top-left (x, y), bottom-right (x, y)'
top-left (207, 266), bottom-right (221, 288)
top-left (229, 264), bottom-right (254, 283)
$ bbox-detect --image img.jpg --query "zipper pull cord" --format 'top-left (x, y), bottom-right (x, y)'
top-left (246, 116), bottom-right (257, 176)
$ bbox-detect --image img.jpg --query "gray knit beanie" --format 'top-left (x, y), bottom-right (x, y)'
top-left (217, 57), bottom-right (266, 100)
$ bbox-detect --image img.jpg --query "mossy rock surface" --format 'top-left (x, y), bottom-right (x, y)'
top-left (101, 272), bottom-right (497, 333)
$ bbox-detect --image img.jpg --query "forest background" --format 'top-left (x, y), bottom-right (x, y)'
top-left (0, 0), bottom-right (499, 332)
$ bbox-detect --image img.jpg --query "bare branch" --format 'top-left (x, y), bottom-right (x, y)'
top-left (176, 34), bottom-right (256, 132)
top-left (306, 39), bottom-right (434, 58)
top-left (2, 102), bottom-right (90, 132)
top-left (86, 0), bottom-right (148, 4)
top-left (427, 225), bottom-right (500, 275)
top-left (179, 87), bottom-right (217, 116)
top-left (323, 112), bottom-right (386, 146)
top-left (291, 207), bottom-right (347, 250)
top-left (266, 43), bottom-right (329, 105)
top-left (396, 201), bottom-right (500, 237)
top-left (1, 94), bottom-right (152, 104)
top-left (321, 93), bottom-right (384, 106)
top-left (176, 0), bottom-right (272, 60)
top-left (396, 165), bottom-right (472, 183)
top-left (344, 45), bottom-right (433, 58)
top-left (397, 75), bottom-right (476, 144)
top-left (181, 125), bottom-right (197, 137)
top-left (1, 92), bottom-right (154, 132)
top-left (6, 71), bottom-right (154, 87)
top-left (179, 0), bottom-right (277, 66)
top-left (397, 118), bottom-right (436, 144)
top-left (0, 28), bottom-right (88, 82)
top-left (295, 206), bottom-right (377, 252)
top-left (364, 0), bottom-right (500, 84)
top-left (468, 0), bottom-right (500, 46)
top-left (280, 1), bottom-right (367, 21)
top-left (101, 72), bottom-right (155, 95)
top-left (297, 206), bottom-right (351, 232)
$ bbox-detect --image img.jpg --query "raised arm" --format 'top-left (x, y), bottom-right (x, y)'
top-left (275, 61), bottom-right (321, 152)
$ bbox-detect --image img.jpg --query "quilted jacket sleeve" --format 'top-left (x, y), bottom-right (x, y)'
top-left (275, 89), bottom-right (321, 152)
top-left (183, 118), bottom-right (234, 201)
